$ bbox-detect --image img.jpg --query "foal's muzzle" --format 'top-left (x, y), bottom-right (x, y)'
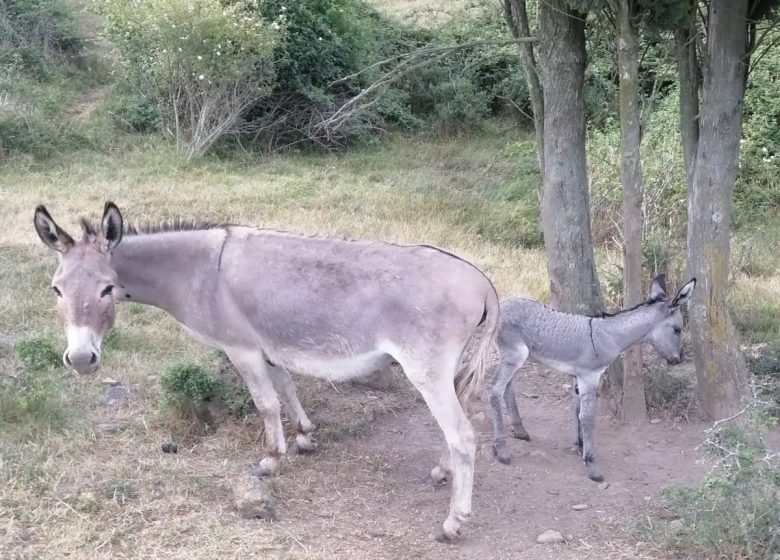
top-left (64, 348), bottom-right (100, 374)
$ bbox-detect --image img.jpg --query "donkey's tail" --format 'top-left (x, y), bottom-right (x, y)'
top-left (455, 284), bottom-right (500, 405)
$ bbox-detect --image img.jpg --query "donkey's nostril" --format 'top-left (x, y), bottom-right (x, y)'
top-left (89, 352), bottom-right (98, 365)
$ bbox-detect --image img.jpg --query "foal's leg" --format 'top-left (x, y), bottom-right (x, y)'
top-left (571, 379), bottom-right (583, 450)
top-left (225, 348), bottom-right (286, 476)
top-left (489, 343), bottom-right (529, 464)
top-left (504, 378), bottom-right (531, 441)
top-left (268, 365), bottom-right (316, 453)
top-left (402, 352), bottom-right (476, 543)
top-left (577, 371), bottom-right (604, 482)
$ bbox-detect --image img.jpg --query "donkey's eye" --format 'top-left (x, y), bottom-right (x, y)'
top-left (100, 285), bottom-right (115, 298)
top-left (673, 326), bottom-right (682, 335)
top-left (52, 286), bottom-right (62, 297)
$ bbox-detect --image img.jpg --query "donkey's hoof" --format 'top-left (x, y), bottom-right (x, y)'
top-left (293, 433), bottom-right (317, 454)
top-left (586, 465), bottom-right (604, 483)
top-left (430, 466), bottom-right (449, 486)
top-left (510, 426), bottom-right (531, 441)
top-left (589, 473), bottom-right (605, 483)
top-left (250, 457), bottom-right (280, 478)
top-left (433, 527), bottom-right (460, 544)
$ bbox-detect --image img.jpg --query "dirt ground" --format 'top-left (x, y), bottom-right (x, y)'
top-left (264, 363), bottom-right (708, 560)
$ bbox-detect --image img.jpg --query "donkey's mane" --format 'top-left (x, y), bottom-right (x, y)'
top-left (124, 219), bottom-right (230, 236)
top-left (592, 295), bottom-right (664, 319)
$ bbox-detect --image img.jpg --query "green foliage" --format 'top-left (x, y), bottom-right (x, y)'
top-left (747, 344), bottom-right (780, 416)
top-left (660, 407), bottom-right (780, 559)
top-left (0, 0), bottom-right (83, 76)
top-left (99, 0), bottom-right (279, 157)
top-left (14, 337), bottom-right (61, 373)
top-left (0, 337), bottom-right (66, 428)
top-left (159, 362), bottom-right (252, 421)
top-left (644, 367), bottom-right (695, 418)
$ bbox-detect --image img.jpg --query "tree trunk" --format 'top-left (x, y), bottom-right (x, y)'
top-left (613, 0), bottom-right (647, 424)
top-left (502, 0), bottom-right (545, 180)
top-left (687, 0), bottom-right (750, 420)
top-left (538, 0), bottom-right (602, 315)
top-left (675, 25), bottom-right (700, 188)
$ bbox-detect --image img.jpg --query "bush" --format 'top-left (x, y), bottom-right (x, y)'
top-left (159, 362), bottom-right (252, 424)
top-left (99, 0), bottom-right (279, 159)
top-left (658, 399), bottom-right (780, 559)
top-left (0, 336), bottom-right (66, 427)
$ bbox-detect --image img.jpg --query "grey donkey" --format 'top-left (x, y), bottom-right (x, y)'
top-left (489, 275), bottom-right (696, 482)
top-left (34, 202), bottom-right (499, 542)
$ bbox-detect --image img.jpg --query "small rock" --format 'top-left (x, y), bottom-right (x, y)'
top-left (648, 437), bottom-right (660, 444)
top-left (536, 530), bottom-right (565, 545)
top-left (546, 489), bottom-right (559, 496)
top-left (599, 482), bottom-right (610, 491)
top-left (562, 383), bottom-right (571, 391)
top-left (650, 418), bottom-right (662, 424)
top-left (103, 384), bottom-right (132, 408)
top-left (669, 519), bottom-right (684, 532)
top-left (101, 377), bottom-right (120, 385)
top-left (571, 503), bottom-right (589, 511)
top-left (161, 442), bottom-right (178, 454)
top-left (566, 534), bottom-right (574, 542)
top-left (232, 474), bottom-right (276, 520)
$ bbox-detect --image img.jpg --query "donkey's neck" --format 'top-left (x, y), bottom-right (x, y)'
top-left (593, 303), bottom-right (663, 357)
top-left (111, 230), bottom-right (227, 316)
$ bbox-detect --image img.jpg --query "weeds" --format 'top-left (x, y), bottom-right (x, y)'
top-left (655, 391), bottom-right (780, 559)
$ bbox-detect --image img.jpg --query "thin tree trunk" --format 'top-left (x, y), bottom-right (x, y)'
top-left (675, 24), bottom-right (699, 188)
top-left (613, 0), bottom-right (647, 424)
top-left (538, 0), bottom-right (602, 315)
top-left (687, 0), bottom-right (750, 420)
top-left (502, 0), bottom-right (545, 180)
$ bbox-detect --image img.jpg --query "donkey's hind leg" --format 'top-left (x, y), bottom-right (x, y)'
top-left (504, 378), bottom-right (531, 441)
top-left (268, 365), bottom-right (316, 453)
top-left (402, 353), bottom-right (477, 543)
top-left (489, 343), bottom-right (529, 464)
top-left (226, 348), bottom-right (286, 477)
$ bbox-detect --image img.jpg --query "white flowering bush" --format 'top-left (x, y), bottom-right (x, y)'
top-left (99, 0), bottom-right (279, 159)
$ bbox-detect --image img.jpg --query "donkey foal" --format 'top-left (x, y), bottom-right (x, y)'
top-left (489, 276), bottom-right (696, 482)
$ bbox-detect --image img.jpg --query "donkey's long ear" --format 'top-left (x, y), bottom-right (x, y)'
top-left (670, 278), bottom-right (696, 309)
top-left (649, 274), bottom-right (667, 300)
top-left (34, 205), bottom-right (75, 253)
top-left (101, 201), bottom-right (123, 252)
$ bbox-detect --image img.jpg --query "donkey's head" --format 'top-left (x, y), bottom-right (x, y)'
top-left (644, 275), bottom-right (696, 365)
top-left (34, 203), bottom-right (124, 374)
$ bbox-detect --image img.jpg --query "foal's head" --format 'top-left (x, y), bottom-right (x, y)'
top-left (34, 202), bottom-right (124, 374)
top-left (643, 275), bottom-right (696, 365)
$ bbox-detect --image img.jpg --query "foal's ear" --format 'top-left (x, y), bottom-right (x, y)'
top-left (34, 205), bottom-right (75, 253)
top-left (101, 201), bottom-right (123, 252)
top-left (649, 274), bottom-right (667, 300)
top-left (670, 278), bottom-right (696, 310)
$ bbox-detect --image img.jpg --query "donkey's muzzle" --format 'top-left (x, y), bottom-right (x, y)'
top-left (64, 349), bottom-right (100, 374)
top-left (666, 356), bottom-right (682, 366)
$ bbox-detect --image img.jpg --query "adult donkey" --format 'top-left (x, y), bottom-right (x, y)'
top-left (34, 202), bottom-right (499, 542)
top-left (489, 275), bottom-right (695, 482)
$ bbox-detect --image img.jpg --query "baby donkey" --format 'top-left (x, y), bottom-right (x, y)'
top-left (489, 275), bottom-right (696, 482)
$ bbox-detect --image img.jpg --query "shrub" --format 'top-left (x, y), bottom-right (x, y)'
top-left (159, 362), bottom-right (252, 424)
top-left (0, 336), bottom-right (66, 427)
top-left (658, 397), bottom-right (780, 559)
top-left (99, 0), bottom-right (279, 159)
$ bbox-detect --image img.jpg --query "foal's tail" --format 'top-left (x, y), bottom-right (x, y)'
top-left (455, 285), bottom-right (500, 405)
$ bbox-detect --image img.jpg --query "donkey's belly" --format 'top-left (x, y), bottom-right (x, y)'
top-left (283, 350), bottom-right (394, 382)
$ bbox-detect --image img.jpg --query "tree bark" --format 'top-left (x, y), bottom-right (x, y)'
top-left (687, 0), bottom-right (750, 420)
top-left (502, 0), bottom-right (545, 180)
top-left (538, 0), bottom-right (602, 315)
top-left (675, 24), bottom-right (700, 188)
top-left (613, 0), bottom-right (647, 424)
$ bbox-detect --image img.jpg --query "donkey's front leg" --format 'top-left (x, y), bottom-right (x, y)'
top-left (226, 348), bottom-right (286, 477)
top-left (577, 372), bottom-right (604, 482)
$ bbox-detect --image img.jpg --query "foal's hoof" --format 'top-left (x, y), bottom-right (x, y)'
top-left (250, 457), bottom-right (280, 478)
top-left (510, 426), bottom-right (531, 441)
top-left (588, 473), bottom-right (605, 483)
top-left (433, 527), bottom-right (460, 544)
top-left (586, 464), bottom-right (604, 483)
top-left (492, 442), bottom-right (511, 465)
